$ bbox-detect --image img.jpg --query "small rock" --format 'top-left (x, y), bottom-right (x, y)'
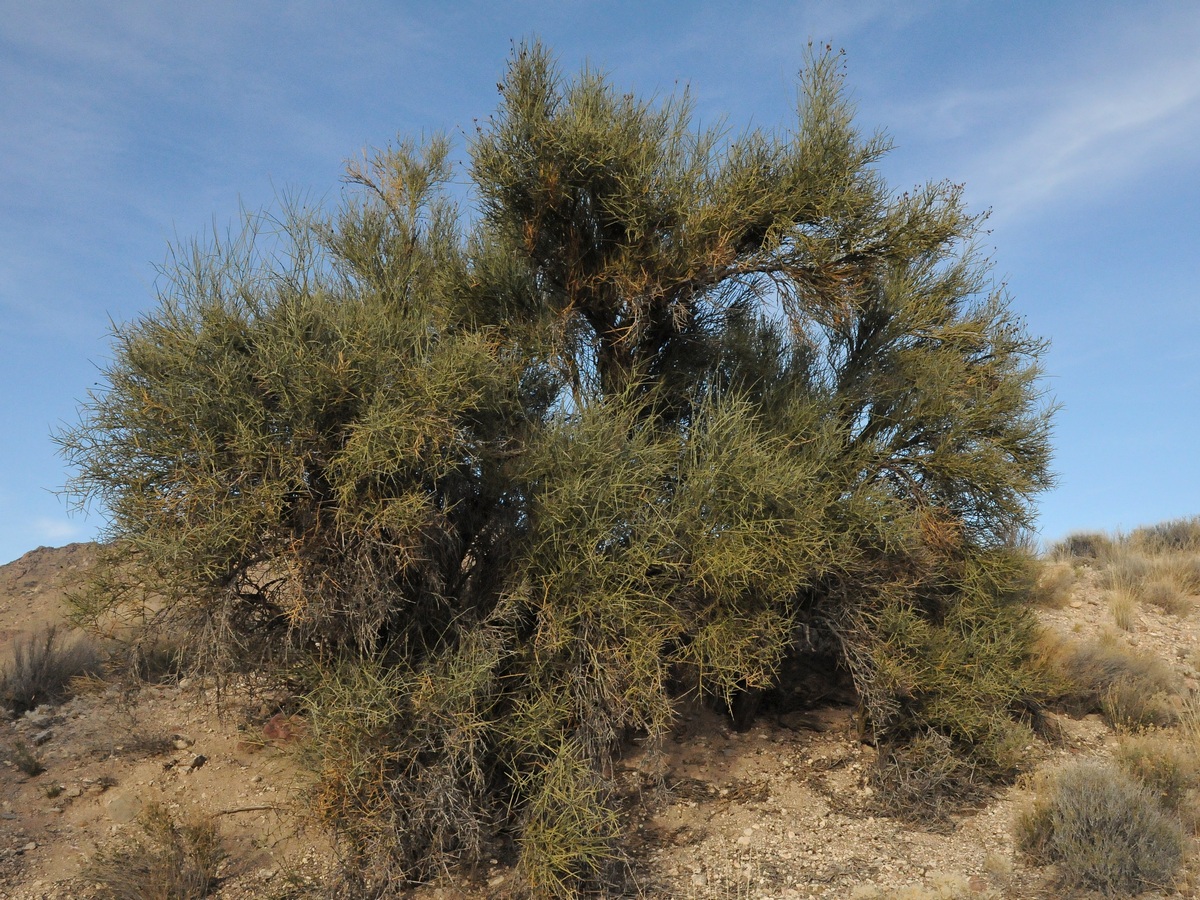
top-left (172, 735), bottom-right (194, 750)
top-left (31, 729), bottom-right (53, 746)
top-left (24, 710), bottom-right (52, 728)
top-left (263, 713), bottom-right (308, 744)
top-left (18, 842), bottom-right (36, 854)
top-left (105, 792), bottom-right (143, 823)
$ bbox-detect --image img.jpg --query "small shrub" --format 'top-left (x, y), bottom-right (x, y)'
top-left (871, 730), bottom-right (994, 827)
top-left (1, 625), bottom-right (104, 716)
top-left (1050, 531), bottom-right (1113, 562)
top-left (1160, 553), bottom-right (1200, 596)
top-left (851, 871), bottom-right (998, 899)
top-left (123, 640), bottom-right (191, 685)
top-left (125, 732), bottom-right (178, 757)
top-left (1030, 561), bottom-right (1076, 608)
top-left (1108, 590), bottom-right (1137, 631)
top-left (1016, 760), bottom-right (1184, 896)
top-left (84, 803), bottom-right (225, 900)
top-left (6, 739), bottom-right (45, 776)
top-left (1039, 632), bottom-right (1179, 727)
top-left (1115, 732), bottom-right (1200, 826)
top-left (1179, 554), bottom-right (1200, 593)
top-left (1102, 676), bottom-right (1178, 731)
top-left (1099, 548), bottom-right (1152, 595)
top-left (1143, 577), bottom-right (1194, 617)
top-left (1130, 516), bottom-right (1200, 555)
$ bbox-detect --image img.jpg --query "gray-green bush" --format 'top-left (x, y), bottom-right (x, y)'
top-left (59, 44), bottom-right (1055, 896)
top-left (1017, 761), bottom-right (1184, 896)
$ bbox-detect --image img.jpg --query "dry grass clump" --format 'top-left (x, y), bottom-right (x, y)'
top-left (1114, 732), bottom-right (1200, 829)
top-left (1015, 760), bottom-right (1185, 896)
top-left (1038, 632), bottom-right (1179, 729)
top-left (121, 638), bottom-right (191, 685)
top-left (1, 625), bottom-right (104, 717)
top-left (1049, 531), bottom-right (1114, 562)
top-left (4, 738), bottom-right (45, 776)
top-left (1093, 526), bottom-right (1199, 617)
top-left (1098, 546), bottom-right (1153, 594)
top-left (1129, 516), bottom-right (1200, 555)
top-left (1108, 589), bottom-right (1138, 631)
top-left (84, 803), bottom-right (225, 900)
top-left (870, 729), bottom-right (1007, 828)
top-left (1142, 577), bottom-right (1194, 617)
top-left (1101, 677), bottom-right (1179, 731)
top-left (850, 870), bottom-right (1000, 899)
top-left (1154, 552), bottom-right (1200, 598)
top-left (1029, 561), bottom-right (1076, 608)
top-left (1176, 554), bottom-right (1200, 593)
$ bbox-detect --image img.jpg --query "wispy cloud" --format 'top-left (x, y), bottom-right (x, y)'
top-left (975, 53), bottom-right (1200, 221)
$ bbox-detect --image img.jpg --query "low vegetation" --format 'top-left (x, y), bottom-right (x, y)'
top-left (1060, 517), bottom-right (1200, 620)
top-left (83, 804), bottom-right (226, 900)
top-left (5, 737), bottom-right (45, 776)
top-left (1017, 518), bottom-right (1200, 896)
top-left (1048, 531), bottom-right (1114, 562)
top-left (1, 625), bottom-right (104, 717)
top-left (1016, 760), bottom-right (1185, 897)
top-left (1029, 560), bottom-right (1076, 608)
top-left (1115, 731), bottom-right (1200, 829)
top-left (1038, 630), bottom-right (1180, 729)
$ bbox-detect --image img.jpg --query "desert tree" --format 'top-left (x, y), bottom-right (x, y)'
top-left (60, 43), bottom-right (1054, 896)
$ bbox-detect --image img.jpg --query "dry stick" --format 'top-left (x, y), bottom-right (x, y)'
top-left (214, 804), bottom-right (286, 816)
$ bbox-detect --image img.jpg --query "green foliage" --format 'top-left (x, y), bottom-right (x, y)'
top-left (1016, 761), bottom-right (1184, 896)
top-left (60, 43), bottom-right (1055, 896)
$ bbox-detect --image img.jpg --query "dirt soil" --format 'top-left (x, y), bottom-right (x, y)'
top-left (1, 545), bottom-right (1198, 899)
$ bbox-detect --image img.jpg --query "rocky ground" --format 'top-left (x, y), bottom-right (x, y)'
top-left (1, 544), bottom-right (1197, 899)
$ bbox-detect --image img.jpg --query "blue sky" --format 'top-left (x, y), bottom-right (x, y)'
top-left (1, 1), bottom-right (1197, 564)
